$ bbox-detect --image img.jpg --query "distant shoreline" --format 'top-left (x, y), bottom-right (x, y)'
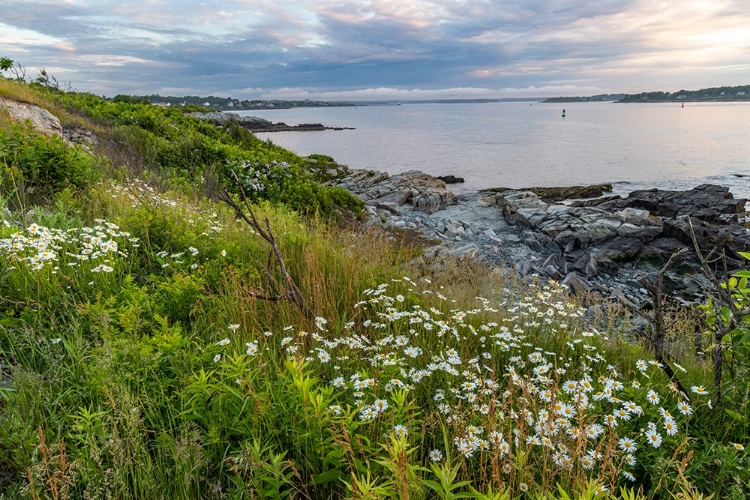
top-left (541, 98), bottom-right (750, 103)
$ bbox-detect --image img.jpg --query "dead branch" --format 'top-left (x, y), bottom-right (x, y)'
top-left (618, 248), bottom-right (691, 401)
top-left (217, 170), bottom-right (310, 317)
top-left (0, 296), bottom-right (40, 310)
top-left (686, 217), bottom-right (742, 406)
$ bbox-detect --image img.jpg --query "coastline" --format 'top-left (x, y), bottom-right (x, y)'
top-left (334, 168), bottom-right (750, 310)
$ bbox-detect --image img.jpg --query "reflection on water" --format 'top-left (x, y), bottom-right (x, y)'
top-left (242, 101), bottom-right (750, 199)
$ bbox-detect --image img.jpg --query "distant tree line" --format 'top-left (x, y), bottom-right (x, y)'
top-left (618, 85), bottom-right (750, 102)
top-left (543, 94), bottom-right (626, 103)
top-left (112, 94), bottom-right (358, 110)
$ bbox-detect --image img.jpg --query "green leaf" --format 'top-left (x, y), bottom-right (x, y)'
top-left (313, 468), bottom-right (341, 485)
top-left (420, 479), bottom-right (443, 494)
top-left (726, 409), bottom-right (748, 425)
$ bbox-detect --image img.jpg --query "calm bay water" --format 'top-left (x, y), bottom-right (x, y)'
top-left (240, 101), bottom-right (750, 199)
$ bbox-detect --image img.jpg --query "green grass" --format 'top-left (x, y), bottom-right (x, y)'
top-left (0, 76), bottom-right (748, 499)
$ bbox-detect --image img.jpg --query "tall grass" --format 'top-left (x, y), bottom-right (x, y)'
top-left (1, 77), bottom-right (747, 499)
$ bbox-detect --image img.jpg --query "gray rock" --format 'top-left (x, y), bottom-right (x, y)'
top-left (554, 230), bottom-right (578, 253)
top-left (584, 218), bottom-right (622, 244)
top-left (379, 189), bottom-right (412, 206)
top-left (563, 272), bottom-right (592, 295)
top-left (595, 237), bottom-right (643, 261)
top-left (543, 253), bottom-right (568, 274)
top-left (616, 207), bottom-right (651, 224)
top-left (599, 184), bottom-right (746, 223)
top-left (640, 237), bottom-right (690, 261)
top-left (515, 207), bottom-right (548, 228)
top-left (412, 187), bottom-right (454, 213)
top-left (0, 96), bottom-right (64, 138)
top-left (572, 252), bottom-right (599, 278)
top-left (450, 243), bottom-right (480, 259)
top-left (372, 201), bottom-right (401, 215)
top-left (336, 169), bottom-right (750, 309)
top-left (515, 259), bottom-right (534, 276)
top-left (498, 192), bottom-right (548, 226)
top-left (544, 265), bottom-right (564, 281)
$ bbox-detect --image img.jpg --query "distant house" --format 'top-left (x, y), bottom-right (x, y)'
top-left (677, 95), bottom-right (686, 99)
top-left (738, 91), bottom-right (747, 96)
top-left (203, 101), bottom-right (211, 106)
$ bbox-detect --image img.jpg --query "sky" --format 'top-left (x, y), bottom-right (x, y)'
top-left (1, 0), bottom-right (749, 100)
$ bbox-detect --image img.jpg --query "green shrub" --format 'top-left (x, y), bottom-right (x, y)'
top-left (0, 121), bottom-right (98, 207)
top-left (41, 92), bottom-right (363, 218)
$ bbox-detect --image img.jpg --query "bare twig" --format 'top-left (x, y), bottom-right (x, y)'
top-left (0, 296), bottom-right (40, 310)
top-left (686, 217), bottom-right (738, 405)
top-left (217, 170), bottom-right (310, 316)
top-left (618, 248), bottom-right (691, 400)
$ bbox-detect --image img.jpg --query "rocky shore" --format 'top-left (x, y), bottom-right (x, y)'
top-left (333, 168), bottom-right (750, 308)
top-left (190, 111), bottom-right (354, 132)
top-left (3, 94), bottom-right (745, 312)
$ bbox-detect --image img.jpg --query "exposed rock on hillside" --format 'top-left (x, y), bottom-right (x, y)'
top-left (0, 96), bottom-right (63, 137)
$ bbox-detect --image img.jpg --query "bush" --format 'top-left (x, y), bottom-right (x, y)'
top-left (41, 93), bottom-right (364, 218)
top-left (0, 121), bottom-right (98, 207)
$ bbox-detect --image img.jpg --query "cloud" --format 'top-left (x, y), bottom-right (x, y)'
top-left (241, 84), bottom-right (606, 100)
top-left (0, 0), bottom-right (748, 97)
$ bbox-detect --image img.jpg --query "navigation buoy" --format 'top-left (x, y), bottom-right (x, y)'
top-left (681, 102), bottom-right (684, 108)
top-left (562, 109), bottom-right (566, 118)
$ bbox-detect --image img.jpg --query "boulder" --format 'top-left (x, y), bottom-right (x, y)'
top-left (598, 184), bottom-right (746, 223)
top-left (335, 170), bottom-right (454, 213)
top-left (572, 252), bottom-right (599, 277)
top-left (437, 175), bottom-right (465, 184)
top-left (616, 207), bottom-right (651, 225)
top-left (662, 216), bottom-right (750, 263)
top-left (411, 187), bottom-right (454, 213)
top-left (594, 237), bottom-right (643, 261)
top-left (0, 96), bottom-right (63, 138)
top-left (486, 184), bottom-right (613, 203)
top-left (639, 237), bottom-right (691, 261)
top-left (497, 191), bottom-right (548, 226)
top-left (563, 272), bottom-right (592, 295)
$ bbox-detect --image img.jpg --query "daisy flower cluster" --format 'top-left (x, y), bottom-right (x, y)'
top-left (0, 219), bottom-right (138, 274)
top-left (234, 159), bottom-right (293, 194)
top-left (257, 278), bottom-right (706, 490)
top-left (154, 246), bottom-right (203, 271)
top-left (105, 180), bottom-right (224, 234)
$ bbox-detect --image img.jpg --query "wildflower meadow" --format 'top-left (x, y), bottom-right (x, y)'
top-left (1, 73), bottom-right (748, 499)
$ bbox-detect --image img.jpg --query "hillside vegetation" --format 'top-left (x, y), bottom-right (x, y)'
top-left (618, 85), bottom-right (750, 102)
top-left (0, 69), bottom-right (748, 499)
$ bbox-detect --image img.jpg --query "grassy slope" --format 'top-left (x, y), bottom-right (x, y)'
top-left (0, 79), bottom-right (748, 499)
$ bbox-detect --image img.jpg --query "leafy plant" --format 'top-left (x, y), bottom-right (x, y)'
top-left (0, 122), bottom-right (99, 208)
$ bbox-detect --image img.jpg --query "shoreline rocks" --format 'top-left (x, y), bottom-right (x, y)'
top-left (488, 183), bottom-right (614, 203)
top-left (333, 168), bottom-right (750, 306)
top-left (190, 111), bottom-right (354, 132)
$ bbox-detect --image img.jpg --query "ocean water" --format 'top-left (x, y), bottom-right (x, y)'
top-left (240, 101), bottom-right (750, 200)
